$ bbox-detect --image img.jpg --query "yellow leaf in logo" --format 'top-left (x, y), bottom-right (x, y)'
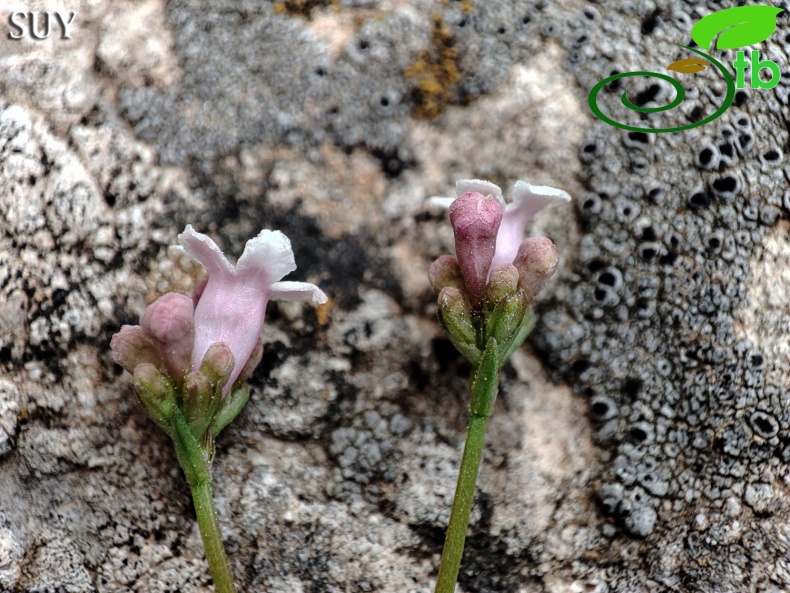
top-left (666, 58), bottom-right (709, 74)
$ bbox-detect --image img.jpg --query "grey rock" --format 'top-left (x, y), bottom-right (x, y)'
top-left (3, 0), bottom-right (790, 592)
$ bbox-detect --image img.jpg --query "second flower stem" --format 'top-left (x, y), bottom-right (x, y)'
top-left (434, 413), bottom-right (489, 593)
top-left (434, 338), bottom-right (500, 593)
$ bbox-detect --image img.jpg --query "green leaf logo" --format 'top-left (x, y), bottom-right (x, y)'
top-left (691, 5), bottom-right (783, 50)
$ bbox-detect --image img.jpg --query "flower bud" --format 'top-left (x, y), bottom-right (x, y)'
top-left (449, 192), bottom-right (503, 310)
top-left (183, 370), bottom-right (217, 438)
top-left (512, 237), bottom-right (559, 302)
top-left (200, 342), bottom-right (235, 393)
top-left (484, 264), bottom-right (519, 311)
top-left (484, 289), bottom-right (533, 365)
top-left (234, 338), bottom-right (263, 387)
top-left (133, 363), bottom-right (176, 431)
top-left (428, 255), bottom-right (463, 293)
top-left (140, 292), bottom-right (195, 384)
top-left (437, 287), bottom-right (481, 365)
top-left (110, 325), bottom-right (162, 374)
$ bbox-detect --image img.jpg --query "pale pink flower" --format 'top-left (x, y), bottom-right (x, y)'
top-left (176, 225), bottom-right (327, 394)
top-left (430, 179), bottom-right (569, 308)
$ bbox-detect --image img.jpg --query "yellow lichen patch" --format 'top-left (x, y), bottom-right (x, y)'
top-left (315, 298), bottom-right (333, 326)
top-left (404, 15), bottom-right (461, 119)
top-left (273, 0), bottom-right (338, 19)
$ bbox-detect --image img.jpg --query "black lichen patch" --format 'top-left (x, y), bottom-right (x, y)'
top-left (534, 6), bottom-right (790, 580)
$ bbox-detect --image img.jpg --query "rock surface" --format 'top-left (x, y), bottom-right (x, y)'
top-left (1, 0), bottom-right (788, 592)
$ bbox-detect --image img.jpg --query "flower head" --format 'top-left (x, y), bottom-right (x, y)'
top-left (112, 224), bottom-right (327, 420)
top-left (176, 225), bottom-right (327, 394)
top-left (430, 178), bottom-right (569, 310)
top-left (428, 178), bottom-right (569, 367)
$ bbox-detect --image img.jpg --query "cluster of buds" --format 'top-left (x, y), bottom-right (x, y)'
top-left (111, 225), bottom-right (327, 449)
top-left (429, 179), bottom-right (569, 369)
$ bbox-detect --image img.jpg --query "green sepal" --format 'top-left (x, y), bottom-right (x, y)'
top-left (484, 289), bottom-right (534, 366)
top-left (469, 337), bottom-right (500, 419)
top-left (498, 307), bottom-right (534, 365)
top-left (182, 371), bottom-right (222, 440)
top-left (437, 287), bottom-right (482, 365)
top-left (134, 363), bottom-right (178, 437)
top-left (211, 385), bottom-right (251, 437)
top-left (483, 264), bottom-right (518, 315)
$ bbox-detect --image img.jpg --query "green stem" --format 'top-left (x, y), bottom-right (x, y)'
top-left (434, 338), bottom-right (499, 593)
top-left (171, 415), bottom-right (237, 593)
top-left (434, 413), bottom-right (489, 593)
top-left (190, 476), bottom-right (237, 593)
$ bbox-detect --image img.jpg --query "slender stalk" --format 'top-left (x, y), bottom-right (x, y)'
top-left (171, 414), bottom-right (237, 593)
top-left (190, 477), bottom-right (237, 593)
top-left (434, 413), bottom-right (489, 593)
top-left (434, 338), bottom-right (500, 593)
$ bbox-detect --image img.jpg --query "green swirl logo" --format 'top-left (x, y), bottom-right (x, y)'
top-left (588, 6), bottom-right (784, 133)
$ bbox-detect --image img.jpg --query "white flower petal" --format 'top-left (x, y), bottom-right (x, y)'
top-left (427, 196), bottom-right (457, 209)
top-left (271, 281), bottom-right (328, 304)
top-left (511, 181), bottom-right (571, 211)
top-left (236, 229), bottom-right (296, 283)
top-left (455, 179), bottom-right (505, 205)
top-left (491, 181), bottom-right (571, 269)
top-left (177, 225), bottom-right (233, 276)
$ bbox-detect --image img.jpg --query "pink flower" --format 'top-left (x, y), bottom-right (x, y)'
top-left (430, 179), bottom-right (569, 308)
top-left (176, 225), bottom-right (327, 394)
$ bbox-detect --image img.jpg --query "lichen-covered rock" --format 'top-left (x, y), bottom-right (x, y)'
top-left (4, 0), bottom-right (789, 592)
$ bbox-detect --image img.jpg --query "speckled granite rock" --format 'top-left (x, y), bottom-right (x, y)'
top-left (2, 0), bottom-right (787, 592)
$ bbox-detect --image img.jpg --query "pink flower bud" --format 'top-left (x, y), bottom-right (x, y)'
top-left (512, 237), bottom-right (559, 302)
top-left (428, 255), bottom-right (463, 293)
top-left (484, 264), bottom-right (519, 310)
top-left (449, 192), bottom-right (503, 309)
top-left (140, 292), bottom-right (195, 384)
top-left (110, 325), bottom-right (163, 374)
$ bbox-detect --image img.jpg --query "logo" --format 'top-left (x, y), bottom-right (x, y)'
top-left (588, 6), bottom-right (783, 133)
top-left (7, 11), bottom-right (77, 40)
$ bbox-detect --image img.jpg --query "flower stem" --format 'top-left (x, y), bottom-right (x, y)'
top-left (434, 414), bottom-right (489, 593)
top-left (171, 414), bottom-right (237, 593)
top-left (190, 476), bottom-right (237, 593)
top-left (434, 338), bottom-right (500, 593)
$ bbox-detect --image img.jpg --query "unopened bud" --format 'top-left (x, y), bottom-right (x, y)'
top-left (428, 255), bottom-right (463, 293)
top-left (110, 325), bottom-right (162, 374)
top-left (140, 292), bottom-right (195, 384)
top-left (437, 287), bottom-right (481, 365)
top-left (133, 363), bottom-right (176, 431)
top-left (484, 264), bottom-right (519, 311)
top-left (183, 370), bottom-right (217, 438)
top-left (235, 338), bottom-right (263, 387)
top-left (512, 237), bottom-right (559, 302)
top-left (200, 343), bottom-right (235, 392)
top-left (486, 290), bottom-right (527, 344)
top-left (449, 192), bottom-right (503, 309)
